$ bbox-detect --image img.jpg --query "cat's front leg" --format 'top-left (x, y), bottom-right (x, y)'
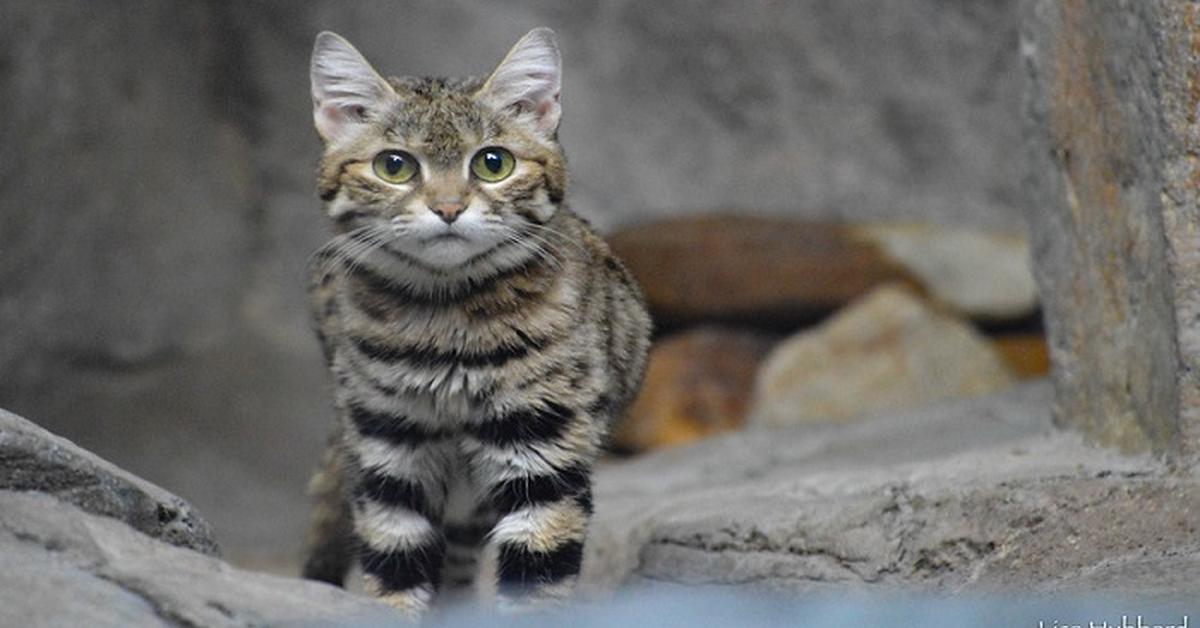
top-left (462, 400), bottom-right (598, 610)
top-left (346, 405), bottom-right (455, 618)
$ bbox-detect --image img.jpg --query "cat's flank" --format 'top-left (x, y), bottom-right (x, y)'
top-left (300, 28), bottom-right (651, 616)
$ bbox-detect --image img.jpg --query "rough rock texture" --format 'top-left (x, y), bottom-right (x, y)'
top-left (585, 383), bottom-right (1200, 598)
top-left (0, 491), bottom-right (393, 627)
top-left (750, 285), bottom-right (1015, 426)
top-left (1022, 0), bottom-right (1200, 461)
top-left (611, 328), bottom-right (775, 452)
top-left (0, 409), bottom-right (217, 555)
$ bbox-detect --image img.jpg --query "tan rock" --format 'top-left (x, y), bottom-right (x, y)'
top-left (611, 328), bottom-right (773, 452)
top-left (750, 284), bottom-right (1016, 426)
top-left (850, 224), bottom-right (1038, 322)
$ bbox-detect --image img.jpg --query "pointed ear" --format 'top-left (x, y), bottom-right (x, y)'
top-left (310, 31), bottom-right (395, 144)
top-left (478, 28), bottom-right (562, 137)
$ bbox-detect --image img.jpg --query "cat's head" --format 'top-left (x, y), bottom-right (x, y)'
top-left (310, 28), bottom-right (566, 269)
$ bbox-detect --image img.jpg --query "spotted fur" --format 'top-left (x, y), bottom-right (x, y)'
top-left (300, 28), bottom-right (651, 616)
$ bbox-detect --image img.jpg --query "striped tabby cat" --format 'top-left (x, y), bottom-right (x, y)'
top-left (300, 28), bottom-right (651, 616)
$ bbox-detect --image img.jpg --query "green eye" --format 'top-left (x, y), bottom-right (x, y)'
top-left (372, 150), bottom-right (419, 184)
top-left (470, 147), bottom-right (516, 182)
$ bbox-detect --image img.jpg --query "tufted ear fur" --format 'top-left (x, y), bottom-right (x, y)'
top-left (478, 28), bottom-right (562, 138)
top-left (310, 31), bottom-right (396, 145)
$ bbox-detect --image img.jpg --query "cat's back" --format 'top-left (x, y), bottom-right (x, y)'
top-left (553, 208), bottom-right (653, 412)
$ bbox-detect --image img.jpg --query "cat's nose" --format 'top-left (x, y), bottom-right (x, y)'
top-left (429, 200), bottom-right (466, 224)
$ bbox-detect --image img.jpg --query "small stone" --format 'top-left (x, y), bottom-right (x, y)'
top-left (749, 284), bottom-right (1016, 426)
top-left (611, 328), bottom-right (774, 452)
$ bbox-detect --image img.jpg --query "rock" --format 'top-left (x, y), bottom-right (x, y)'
top-left (1022, 0), bottom-right (1200, 462)
top-left (749, 284), bottom-right (1016, 426)
top-left (0, 408), bottom-right (218, 555)
top-left (611, 328), bottom-right (774, 452)
top-left (850, 224), bottom-right (1039, 322)
top-left (607, 217), bottom-right (1038, 332)
top-left (607, 217), bottom-right (920, 331)
top-left (991, 333), bottom-right (1051, 380)
top-left (0, 490), bottom-right (393, 627)
top-left (584, 383), bottom-right (1199, 598)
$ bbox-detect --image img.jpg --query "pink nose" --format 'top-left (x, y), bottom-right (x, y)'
top-left (429, 201), bottom-right (465, 224)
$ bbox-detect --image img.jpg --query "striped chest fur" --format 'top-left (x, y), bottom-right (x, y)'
top-left (306, 210), bottom-right (650, 615)
top-left (318, 211), bottom-right (632, 437)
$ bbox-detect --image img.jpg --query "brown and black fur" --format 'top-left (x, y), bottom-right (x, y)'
top-left (300, 29), bottom-right (651, 615)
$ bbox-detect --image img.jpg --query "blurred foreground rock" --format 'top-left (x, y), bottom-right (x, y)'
top-left (612, 328), bottom-right (774, 452)
top-left (0, 492), bottom-right (392, 627)
top-left (586, 383), bottom-right (1200, 598)
top-left (0, 408), bottom-right (392, 626)
top-left (0, 409), bottom-right (217, 554)
top-left (750, 285), bottom-right (1015, 426)
top-left (608, 216), bottom-right (1038, 332)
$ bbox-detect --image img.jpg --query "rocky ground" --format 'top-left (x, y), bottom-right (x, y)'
top-left (589, 383), bottom-right (1199, 599)
top-left (3, 382), bottom-right (1196, 626)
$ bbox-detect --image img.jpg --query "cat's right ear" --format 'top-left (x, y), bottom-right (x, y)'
top-left (310, 32), bottom-right (395, 145)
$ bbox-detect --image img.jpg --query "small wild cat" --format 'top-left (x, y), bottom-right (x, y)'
top-left (300, 28), bottom-right (651, 616)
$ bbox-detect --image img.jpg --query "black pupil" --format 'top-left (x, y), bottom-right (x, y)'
top-left (483, 151), bottom-right (503, 173)
top-left (385, 153), bottom-right (405, 175)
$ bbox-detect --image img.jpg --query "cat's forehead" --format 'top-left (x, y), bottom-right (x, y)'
top-left (382, 76), bottom-right (499, 167)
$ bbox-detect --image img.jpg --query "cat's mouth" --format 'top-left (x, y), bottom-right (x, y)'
top-left (420, 232), bottom-right (470, 245)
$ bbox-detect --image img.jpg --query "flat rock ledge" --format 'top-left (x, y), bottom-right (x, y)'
top-left (585, 382), bottom-right (1200, 600)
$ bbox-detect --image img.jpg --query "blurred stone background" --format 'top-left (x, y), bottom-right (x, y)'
top-left (0, 0), bottom-right (1033, 572)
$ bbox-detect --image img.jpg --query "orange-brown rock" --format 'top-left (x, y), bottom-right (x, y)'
top-left (991, 333), bottom-right (1051, 380)
top-left (607, 216), bottom-right (917, 331)
top-left (607, 216), bottom-right (1039, 330)
top-left (611, 327), bottom-right (774, 452)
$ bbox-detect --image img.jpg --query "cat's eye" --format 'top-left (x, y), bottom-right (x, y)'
top-left (372, 150), bottom-right (419, 184)
top-left (470, 147), bottom-right (516, 182)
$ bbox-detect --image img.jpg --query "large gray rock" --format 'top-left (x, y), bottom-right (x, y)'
top-left (585, 383), bottom-right (1200, 598)
top-left (0, 408), bottom-right (217, 555)
top-left (1021, 1), bottom-right (1200, 462)
top-left (0, 491), bottom-right (393, 627)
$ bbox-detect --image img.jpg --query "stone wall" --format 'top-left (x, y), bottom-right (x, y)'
top-left (1021, 0), bottom-right (1200, 462)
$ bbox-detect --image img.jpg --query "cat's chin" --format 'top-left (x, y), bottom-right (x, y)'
top-left (393, 236), bottom-right (503, 271)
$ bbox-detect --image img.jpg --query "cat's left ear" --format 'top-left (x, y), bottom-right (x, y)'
top-left (310, 31), bottom-right (396, 145)
top-left (478, 28), bottom-right (562, 138)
